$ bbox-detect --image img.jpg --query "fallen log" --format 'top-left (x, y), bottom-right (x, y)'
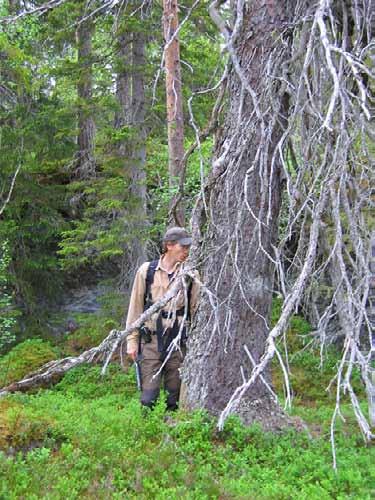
top-left (0, 269), bottom-right (194, 397)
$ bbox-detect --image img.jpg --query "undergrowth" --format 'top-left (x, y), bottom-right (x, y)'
top-left (0, 363), bottom-right (374, 499)
top-left (0, 339), bottom-right (58, 387)
top-left (0, 302), bottom-right (374, 498)
top-left (270, 298), bottom-right (364, 406)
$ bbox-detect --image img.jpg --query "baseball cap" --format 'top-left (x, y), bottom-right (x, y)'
top-left (163, 227), bottom-right (192, 246)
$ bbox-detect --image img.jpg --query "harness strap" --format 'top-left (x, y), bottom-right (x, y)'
top-left (156, 314), bottom-right (186, 361)
top-left (144, 259), bottom-right (159, 311)
top-left (144, 260), bottom-right (193, 316)
top-left (142, 259), bottom-right (193, 359)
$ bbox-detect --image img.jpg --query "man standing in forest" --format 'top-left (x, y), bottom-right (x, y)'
top-left (126, 227), bottom-right (199, 410)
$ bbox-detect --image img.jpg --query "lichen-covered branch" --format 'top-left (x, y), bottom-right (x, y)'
top-left (0, 268), bottom-right (196, 397)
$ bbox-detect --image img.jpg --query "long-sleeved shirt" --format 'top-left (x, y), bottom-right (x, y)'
top-left (126, 257), bottom-right (200, 353)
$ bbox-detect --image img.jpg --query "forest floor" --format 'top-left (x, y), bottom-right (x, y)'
top-left (0, 311), bottom-right (374, 499)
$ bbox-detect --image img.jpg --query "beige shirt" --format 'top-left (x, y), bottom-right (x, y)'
top-left (126, 257), bottom-right (200, 353)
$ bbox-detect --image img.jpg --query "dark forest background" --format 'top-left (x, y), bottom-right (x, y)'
top-left (0, 0), bottom-right (221, 350)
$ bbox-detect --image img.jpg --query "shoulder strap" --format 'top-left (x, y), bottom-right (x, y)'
top-left (144, 260), bottom-right (159, 310)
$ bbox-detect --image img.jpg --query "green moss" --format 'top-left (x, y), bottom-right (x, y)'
top-left (271, 297), bottom-right (312, 350)
top-left (0, 377), bottom-right (373, 498)
top-left (0, 399), bottom-right (59, 452)
top-left (0, 339), bottom-right (58, 387)
top-left (60, 316), bottom-right (120, 355)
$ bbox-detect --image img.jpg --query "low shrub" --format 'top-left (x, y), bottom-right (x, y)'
top-left (53, 364), bottom-right (136, 399)
top-left (0, 303), bottom-right (373, 498)
top-left (0, 339), bottom-right (58, 387)
top-left (0, 399), bottom-right (60, 453)
top-left (0, 368), bottom-right (374, 499)
top-left (60, 315), bottom-right (119, 355)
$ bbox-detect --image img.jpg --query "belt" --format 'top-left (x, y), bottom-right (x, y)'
top-left (160, 308), bottom-right (186, 319)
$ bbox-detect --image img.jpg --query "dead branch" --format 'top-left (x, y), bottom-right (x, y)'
top-left (0, 267), bottom-right (196, 397)
top-left (0, 163), bottom-right (21, 217)
top-left (168, 68), bottom-right (228, 225)
top-left (187, 0), bottom-right (374, 451)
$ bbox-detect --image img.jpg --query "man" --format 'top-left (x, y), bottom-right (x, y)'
top-left (126, 227), bottom-right (199, 410)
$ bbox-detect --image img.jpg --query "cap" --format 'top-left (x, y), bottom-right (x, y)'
top-left (163, 227), bottom-right (192, 246)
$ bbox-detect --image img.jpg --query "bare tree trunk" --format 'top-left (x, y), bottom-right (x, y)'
top-left (115, 10), bottom-right (148, 293)
top-left (128, 29), bottom-right (148, 268)
top-left (75, 9), bottom-right (96, 179)
top-left (115, 31), bottom-right (131, 132)
top-left (163, 0), bottom-right (185, 226)
top-left (181, 0), bottom-right (295, 430)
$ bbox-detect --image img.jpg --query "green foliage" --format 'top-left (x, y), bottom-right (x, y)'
top-left (54, 364), bottom-right (135, 399)
top-left (270, 298), bottom-right (365, 405)
top-left (0, 0), bottom-right (222, 336)
top-left (147, 137), bottom-right (213, 235)
top-left (57, 176), bottom-right (132, 269)
top-left (60, 314), bottom-right (121, 355)
top-left (0, 399), bottom-right (59, 452)
top-left (0, 364), bottom-right (374, 498)
top-left (0, 13), bottom-right (73, 313)
top-left (0, 308), bottom-right (372, 497)
top-left (0, 339), bottom-right (58, 387)
top-left (96, 288), bottom-right (125, 323)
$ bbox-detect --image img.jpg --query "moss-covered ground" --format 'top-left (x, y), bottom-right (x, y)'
top-left (0, 309), bottom-right (374, 499)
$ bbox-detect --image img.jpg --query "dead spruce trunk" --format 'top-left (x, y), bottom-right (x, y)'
top-left (181, 0), bottom-right (295, 430)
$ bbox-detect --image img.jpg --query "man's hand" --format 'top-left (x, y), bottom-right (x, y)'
top-left (128, 349), bottom-right (137, 361)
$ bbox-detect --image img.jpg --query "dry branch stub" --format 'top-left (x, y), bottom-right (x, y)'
top-left (367, 232), bottom-right (375, 426)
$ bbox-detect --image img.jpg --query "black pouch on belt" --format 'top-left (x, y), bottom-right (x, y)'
top-left (140, 325), bottom-right (152, 343)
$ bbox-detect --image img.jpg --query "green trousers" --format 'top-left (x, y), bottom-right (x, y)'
top-left (140, 335), bottom-right (185, 410)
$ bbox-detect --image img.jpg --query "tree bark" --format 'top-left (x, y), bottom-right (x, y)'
top-left (163, 0), bottom-right (185, 226)
top-left (115, 9), bottom-right (148, 292)
top-left (181, 0), bottom-right (295, 430)
top-left (75, 9), bottom-right (96, 179)
top-left (129, 29), bottom-right (147, 264)
top-left (115, 31), bottom-right (131, 132)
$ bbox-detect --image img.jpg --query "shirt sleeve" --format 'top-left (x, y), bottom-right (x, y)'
top-left (126, 262), bottom-right (148, 353)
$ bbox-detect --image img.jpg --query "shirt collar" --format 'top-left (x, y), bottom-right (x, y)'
top-left (157, 256), bottom-right (182, 274)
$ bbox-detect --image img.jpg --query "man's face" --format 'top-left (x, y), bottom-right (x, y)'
top-left (167, 242), bottom-right (190, 262)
